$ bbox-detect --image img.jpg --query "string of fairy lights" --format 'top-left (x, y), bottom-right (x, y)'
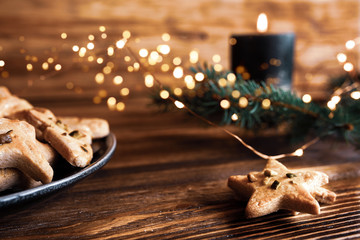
top-left (0, 27), bottom-right (359, 160)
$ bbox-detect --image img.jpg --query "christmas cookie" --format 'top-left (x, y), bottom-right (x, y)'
top-left (228, 158), bottom-right (336, 218)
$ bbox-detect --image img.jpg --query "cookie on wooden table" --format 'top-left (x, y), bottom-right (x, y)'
top-left (228, 158), bottom-right (336, 218)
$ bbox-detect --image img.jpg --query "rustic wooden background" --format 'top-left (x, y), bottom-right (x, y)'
top-left (0, 0), bottom-right (359, 100)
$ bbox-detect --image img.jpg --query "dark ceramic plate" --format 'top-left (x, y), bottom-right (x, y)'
top-left (0, 133), bottom-right (116, 208)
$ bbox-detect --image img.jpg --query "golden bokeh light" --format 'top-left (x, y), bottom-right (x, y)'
top-left (239, 97), bottom-right (248, 108)
top-left (113, 75), bottom-right (123, 85)
top-left (162, 33), bottom-right (171, 42)
top-left (173, 66), bottom-right (184, 79)
top-left (194, 72), bottom-right (205, 82)
top-left (220, 99), bottom-right (231, 109)
top-left (95, 73), bottom-right (105, 84)
top-left (174, 100), bottom-right (185, 109)
top-left (120, 88), bottom-right (130, 96)
top-left (302, 94), bottom-right (312, 103)
top-left (160, 90), bottom-right (170, 99)
top-left (144, 74), bottom-right (154, 88)
top-left (139, 48), bottom-right (149, 58)
top-left (261, 98), bottom-right (271, 109)
top-left (351, 91), bottom-right (360, 99)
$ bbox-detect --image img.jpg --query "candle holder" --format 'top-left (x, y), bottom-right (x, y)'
top-left (230, 13), bottom-right (295, 91)
top-left (230, 33), bottom-right (295, 91)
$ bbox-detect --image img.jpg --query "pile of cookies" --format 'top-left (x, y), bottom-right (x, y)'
top-left (0, 87), bottom-right (110, 192)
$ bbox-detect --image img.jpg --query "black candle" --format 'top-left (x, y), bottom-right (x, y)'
top-left (230, 15), bottom-right (295, 91)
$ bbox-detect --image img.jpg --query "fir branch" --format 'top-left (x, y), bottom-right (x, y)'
top-left (152, 63), bottom-right (360, 147)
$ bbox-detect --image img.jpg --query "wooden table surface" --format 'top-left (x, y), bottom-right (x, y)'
top-left (0, 92), bottom-right (359, 239)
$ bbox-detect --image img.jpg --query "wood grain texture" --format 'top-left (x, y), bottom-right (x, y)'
top-left (0, 1), bottom-right (359, 239)
top-left (0, 97), bottom-right (359, 239)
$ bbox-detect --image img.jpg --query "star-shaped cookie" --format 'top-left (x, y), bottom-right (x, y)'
top-left (228, 158), bottom-right (336, 218)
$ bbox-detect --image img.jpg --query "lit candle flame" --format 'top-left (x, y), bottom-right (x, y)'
top-left (257, 13), bottom-right (268, 33)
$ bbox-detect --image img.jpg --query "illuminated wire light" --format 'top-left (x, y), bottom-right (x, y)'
top-left (139, 48), bottom-right (149, 58)
top-left (113, 76), bottom-right (123, 85)
top-left (231, 113), bottom-right (238, 121)
top-left (189, 50), bottom-right (199, 64)
top-left (262, 99), bottom-right (271, 109)
top-left (0, 60), bottom-right (5, 67)
top-left (344, 62), bottom-right (354, 72)
top-left (239, 97), bottom-right (248, 108)
top-left (72, 44), bottom-right (79, 52)
top-left (174, 100), bottom-right (184, 109)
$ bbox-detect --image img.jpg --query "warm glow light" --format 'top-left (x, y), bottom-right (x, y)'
top-left (173, 66), bottom-right (184, 79)
top-left (99, 26), bottom-right (106, 32)
top-left (26, 63), bottom-right (33, 71)
top-left (150, 51), bottom-right (160, 61)
top-left (72, 45), bottom-right (79, 52)
top-left (161, 64), bottom-right (170, 72)
top-left (239, 97), bottom-right (248, 108)
top-left (87, 42), bottom-right (95, 50)
top-left (302, 94), bottom-right (312, 103)
top-left (93, 96), bottom-right (102, 104)
top-left (101, 33), bottom-right (107, 39)
top-left (79, 47), bottom-right (87, 57)
top-left (174, 88), bottom-right (183, 96)
top-left (103, 66), bottom-right (112, 74)
top-left (331, 95), bottom-right (341, 105)
top-left (189, 50), bottom-right (199, 64)
top-left (88, 34), bottom-right (95, 41)
top-left (174, 100), bottom-right (184, 109)
top-left (107, 46), bottom-right (114, 56)
top-left (116, 102), bottom-right (125, 111)
top-left (95, 73), bottom-right (105, 84)
top-left (123, 30), bottom-right (131, 39)
top-left (42, 62), bottom-right (49, 70)
top-left (218, 78), bottom-right (227, 87)
top-left (185, 75), bottom-right (195, 89)
top-left (97, 57), bottom-right (104, 64)
top-left (116, 39), bottom-right (126, 49)
top-left (107, 97), bottom-right (116, 110)
top-left (0, 60), bottom-right (5, 67)
top-left (195, 72), bottom-right (205, 81)
top-left (231, 90), bottom-right (241, 98)
top-left (262, 99), bottom-right (271, 109)
top-left (336, 53), bottom-right (347, 63)
top-left (344, 62), bottom-right (354, 72)
top-left (327, 100), bottom-right (337, 111)
top-left (120, 88), bottom-right (130, 96)
top-left (157, 44), bottom-right (170, 55)
top-left (98, 89), bottom-right (107, 98)
top-left (257, 13), bottom-right (268, 33)
top-left (139, 48), bottom-right (149, 58)
top-left (162, 33), bottom-right (171, 42)
top-left (47, 58), bottom-right (54, 64)
top-left (124, 56), bottom-right (131, 62)
top-left (61, 33), bottom-right (67, 39)
top-left (144, 74), bottom-right (154, 87)
top-left (220, 99), bottom-right (231, 109)
top-left (54, 64), bottom-right (62, 71)
top-left (227, 73), bottom-right (236, 83)
top-left (345, 40), bottom-right (356, 50)
top-left (212, 54), bottom-right (221, 63)
top-left (113, 76), bottom-right (123, 85)
top-left (88, 56), bottom-right (94, 62)
top-left (214, 64), bottom-right (223, 72)
top-left (160, 90), bottom-right (170, 99)
top-left (173, 57), bottom-right (182, 66)
top-left (133, 62), bottom-right (140, 71)
top-left (294, 149), bottom-right (303, 157)
top-left (351, 91), bottom-right (360, 100)
top-left (231, 113), bottom-right (238, 121)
